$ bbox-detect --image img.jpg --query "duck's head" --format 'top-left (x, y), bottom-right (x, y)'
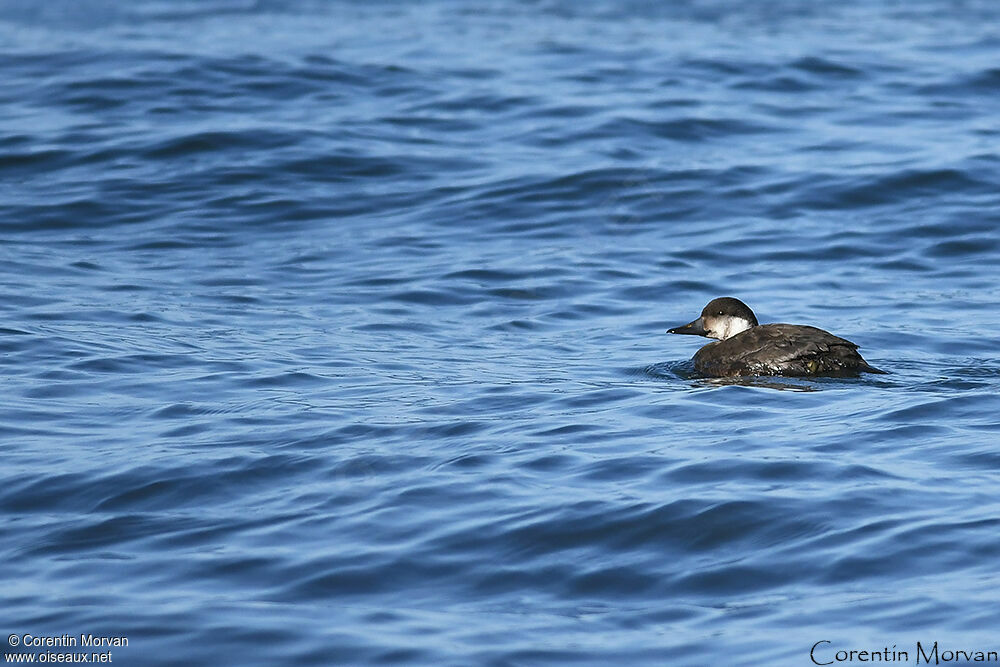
top-left (667, 297), bottom-right (758, 341)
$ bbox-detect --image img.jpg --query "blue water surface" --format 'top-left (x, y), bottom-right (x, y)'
top-left (3, 1), bottom-right (1000, 664)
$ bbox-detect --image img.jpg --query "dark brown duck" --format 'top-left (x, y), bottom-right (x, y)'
top-left (668, 297), bottom-right (885, 378)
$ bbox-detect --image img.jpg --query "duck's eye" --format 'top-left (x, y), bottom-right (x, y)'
top-left (717, 311), bottom-right (724, 315)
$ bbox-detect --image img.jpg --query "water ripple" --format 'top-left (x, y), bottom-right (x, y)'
top-left (4, 1), bottom-right (1000, 665)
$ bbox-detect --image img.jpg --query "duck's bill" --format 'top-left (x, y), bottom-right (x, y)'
top-left (667, 317), bottom-right (707, 336)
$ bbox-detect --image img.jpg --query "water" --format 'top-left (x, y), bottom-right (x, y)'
top-left (3, 1), bottom-right (1000, 664)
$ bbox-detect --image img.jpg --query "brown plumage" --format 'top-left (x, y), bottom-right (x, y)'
top-left (668, 297), bottom-right (885, 378)
top-left (692, 323), bottom-right (883, 377)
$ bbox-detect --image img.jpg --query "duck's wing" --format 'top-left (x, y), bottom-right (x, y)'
top-left (699, 324), bottom-right (867, 376)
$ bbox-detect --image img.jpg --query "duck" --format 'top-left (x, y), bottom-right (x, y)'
top-left (667, 297), bottom-right (885, 377)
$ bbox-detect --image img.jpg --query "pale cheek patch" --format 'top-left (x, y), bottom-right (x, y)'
top-left (719, 317), bottom-right (754, 340)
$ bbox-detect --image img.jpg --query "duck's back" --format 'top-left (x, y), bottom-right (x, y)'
top-left (693, 323), bottom-right (879, 377)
